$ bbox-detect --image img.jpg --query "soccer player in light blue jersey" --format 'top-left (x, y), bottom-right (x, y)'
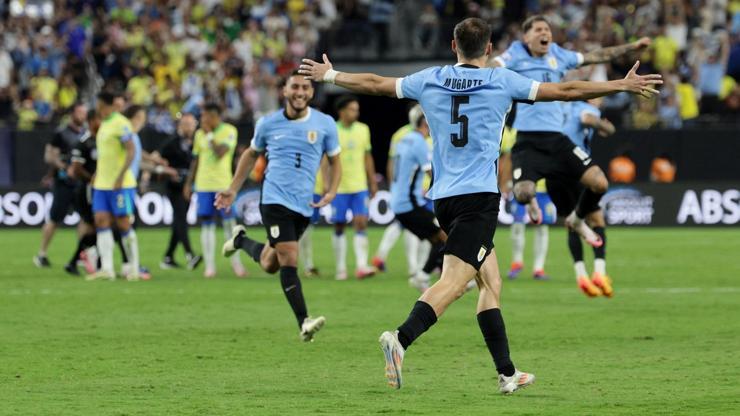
top-left (550, 98), bottom-right (617, 297)
top-left (389, 104), bottom-right (448, 293)
top-left (491, 15), bottom-right (651, 251)
top-left (300, 17), bottom-right (661, 393)
top-left (217, 71), bottom-right (342, 342)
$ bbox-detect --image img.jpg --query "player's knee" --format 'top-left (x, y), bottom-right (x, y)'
top-left (262, 258), bottom-right (280, 274)
top-left (591, 176), bottom-right (608, 194)
top-left (513, 182), bottom-right (535, 204)
top-left (275, 245), bottom-right (298, 267)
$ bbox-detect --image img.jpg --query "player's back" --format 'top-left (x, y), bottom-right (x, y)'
top-left (397, 64), bottom-right (538, 200)
top-left (390, 130), bottom-right (430, 214)
top-left (94, 112), bottom-right (136, 190)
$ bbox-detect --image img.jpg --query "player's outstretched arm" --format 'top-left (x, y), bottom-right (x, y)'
top-left (215, 147), bottom-right (259, 210)
top-left (581, 37), bottom-right (651, 66)
top-left (312, 154), bottom-right (341, 208)
top-left (299, 54), bottom-right (399, 97)
top-left (536, 61), bottom-right (662, 102)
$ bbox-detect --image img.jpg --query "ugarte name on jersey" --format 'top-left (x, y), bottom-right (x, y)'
top-left (442, 78), bottom-right (484, 90)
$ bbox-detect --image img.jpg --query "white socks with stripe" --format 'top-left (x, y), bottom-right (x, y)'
top-left (332, 232), bottom-right (347, 275)
top-left (121, 229), bottom-right (140, 278)
top-left (403, 230), bottom-right (419, 275)
top-left (299, 225), bottom-right (315, 270)
top-left (533, 225), bottom-right (549, 272)
top-left (376, 221), bottom-right (402, 261)
top-left (354, 232), bottom-right (369, 270)
top-left (202, 223), bottom-right (216, 272)
top-left (97, 228), bottom-right (115, 275)
top-left (511, 222), bottom-right (525, 264)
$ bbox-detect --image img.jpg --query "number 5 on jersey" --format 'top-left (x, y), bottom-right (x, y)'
top-left (451, 95), bottom-right (469, 148)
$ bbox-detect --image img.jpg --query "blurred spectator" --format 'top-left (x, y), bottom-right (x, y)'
top-left (57, 74), bottom-right (78, 113)
top-left (653, 25), bottom-right (680, 71)
top-left (30, 68), bottom-right (57, 121)
top-left (650, 155), bottom-right (677, 183)
top-left (609, 153), bottom-right (637, 184)
top-left (17, 97), bottom-right (38, 131)
top-left (696, 30), bottom-right (730, 114)
top-left (659, 93), bottom-right (683, 129)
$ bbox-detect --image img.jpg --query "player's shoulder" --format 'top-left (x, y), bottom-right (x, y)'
top-left (221, 122), bottom-right (238, 136)
top-left (501, 41), bottom-right (526, 59)
top-left (354, 121), bottom-right (370, 131)
top-left (310, 108), bottom-right (337, 128)
top-left (549, 42), bottom-right (578, 58)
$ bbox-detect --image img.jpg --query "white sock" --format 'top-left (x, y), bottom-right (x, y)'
top-left (594, 258), bottom-right (606, 275)
top-left (376, 221), bottom-right (402, 261)
top-left (201, 223), bottom-right (216, 271)
top-left (403, 230), bottom-right (419, 275)
top-left (96, 229), bottom-right (114, 275)
top-left (511, 222), bottom-right (525, 264)
top-left (417, 240), bottom-right (431, 273)
top-left (121, 229), bottom-right (140, 277)
top-left (533, 225), bottom-right (549, 272)
top-left (574, 261), bottom-right (587, 279)
top-left (299, 225), bottom-right (314, 269)
top-left (332, 232), bottom-right (347, 274)
top-left (354, 232), bottom-right (369, 269)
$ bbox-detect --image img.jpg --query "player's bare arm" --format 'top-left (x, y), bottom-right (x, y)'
top-left (312, 154), bottom-right (341, 208)
top-left (536, 61), bottom-right (662, 101)
top-left (114, 139), bottom-right (135, 190)
top-left (299, 54), bottom-right (399, 97)
top-left (319, 155), bottom-right (331, 193)
top-left (580, 37), bottom-right (651, 65)
top-left (365, 151), bottom-right (378, 197)
top-left (183, 158), bottom-right (198, 200)
top-left (215, 147), bottom-right (260, 210)
top-left (581, 113), bottom-right (616, 136)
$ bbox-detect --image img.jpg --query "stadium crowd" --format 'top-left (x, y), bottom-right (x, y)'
top-left (1, 0), bottom-right (739, 132)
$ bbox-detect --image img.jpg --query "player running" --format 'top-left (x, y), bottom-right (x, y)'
top-left (390, 104), bottom-right (447, 292)
top-left (491, 15), bottom-right (651, 248)
top-left (87, 92), bottom-right (141, 281)
top-left (300, 17), bottom-right (661, 392)
top-left (330, 95), bottom-right (378, 280)
top-left (550, 98), bottom-right (616, 297)
top-left (184, 103), bottom-right (246, 278)
top-left (218, 71), bottom-right (342, 342)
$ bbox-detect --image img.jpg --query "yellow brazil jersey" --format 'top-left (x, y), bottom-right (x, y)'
top-left (193, 122), bottom-right (238, 191)
top-left (94, 112), bottom-right (137, 190)
top-left (314, 161), bottom-right (325, 195)
top-left (506, 127), bottom-right (546, 192)
top-left (336, 121), bottom-right (371, 194)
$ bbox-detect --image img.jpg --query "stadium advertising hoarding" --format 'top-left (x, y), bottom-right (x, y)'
top-left (0, 183), bottom-right (738, 227)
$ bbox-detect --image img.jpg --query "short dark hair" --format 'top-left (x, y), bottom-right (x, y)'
top-left (282, 69), bottom-right (309, 88)
top-left (203, 102), bottom-right (222, 114)
top-left (97, 91), bottom-right (115, 105)
top-left (453, 18), bottom-right (492, 60)
top-left (522, 15), bottom-right (551, 33)
top-left (335, 94), bottom-right (359, 113)
top-left (123, 104), bottom-right (144, 119)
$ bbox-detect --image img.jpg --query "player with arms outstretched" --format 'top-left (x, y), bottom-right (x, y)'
top-left (490, 15), bottom-right (651, 251)
top-left (300, 17), bottom-right (660, 392)
top-left (218, 71), bottom-right (342, 342)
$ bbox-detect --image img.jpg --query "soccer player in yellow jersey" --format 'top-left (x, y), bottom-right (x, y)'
top-left (87, 92), bottom-right (141, 281)
top-left (184, 104), bottom-right (245, 278)
top-left (330, 95), bottom-right (378, 280)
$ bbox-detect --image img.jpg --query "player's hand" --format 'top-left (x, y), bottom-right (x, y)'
top-left (183, 183), bottom-right (192, 201)
top-left (632, 37), bottom-right (652, 51)
top-left (599, 118), bottom-right (616, 136)
top-left (622, 61), bottom-right (662, 98)
top-left (299, 54), bottom-right (333, 82)
top-left (311, 191), bottom-right (335, 208)
top-left (215, 190), bottom-right (235, 210)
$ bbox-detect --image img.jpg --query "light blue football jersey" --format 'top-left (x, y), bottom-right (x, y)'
top-left (562, 101), bottom-right (601, 155)
top-left (251, 108), bottom-right (341, 217)
top-left (130, 132), bottom-right (142, 179)
top-left (495, 41), bottom-right (583, 133)
top-left (396, 64), bottom-right (539, 199)
top-left (390, 130), bottom-right (432, 214)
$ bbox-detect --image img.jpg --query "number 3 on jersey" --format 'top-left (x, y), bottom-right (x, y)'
top-left (450, 95), bottom-right (469, 148)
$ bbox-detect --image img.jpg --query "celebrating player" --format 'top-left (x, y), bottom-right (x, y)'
top-left (330, 95), bottom-right (378, 280)
top-left (300, 17), bottom-right (661, 392)
top-left (490, 15), bottom-right (651, 247)
top-left (87, 92), bottom-right (141, 281)
top-left (218, 71), bottom-right (342, 342)
top-left (550, 98), bottom-right (616, 296)
top-left (184, 103), bottom-right (246, 278)
top-left (389, 104), bottom-right (448, 292)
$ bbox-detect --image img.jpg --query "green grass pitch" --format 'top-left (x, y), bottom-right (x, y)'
top-left (1, 226), bottom-right (739, 415)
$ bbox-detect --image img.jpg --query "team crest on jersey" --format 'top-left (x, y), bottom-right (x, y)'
top-left (270, 225), bottom-right (280, 238)
top-left (477, 246), bottom-right (486, 262)
top-left (548, 57), bottom-right (558, 69)
top-left (307, 131), bottom-right (318, 144)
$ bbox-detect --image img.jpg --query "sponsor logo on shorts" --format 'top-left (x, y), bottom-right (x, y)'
top-left (270, 225), bottom-right (280, 238)
top-left (477, 246), bottom-right (486, 262)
